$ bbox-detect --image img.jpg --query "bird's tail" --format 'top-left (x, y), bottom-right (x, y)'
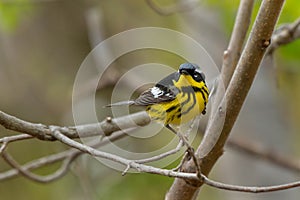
top-left (104, 100), bottom-right (135, 107)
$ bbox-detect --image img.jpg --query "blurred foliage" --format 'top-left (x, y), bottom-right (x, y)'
top-left (97, 173), bottom-right (173, 200)
top-left (0, 0), bottom-right (33, 31)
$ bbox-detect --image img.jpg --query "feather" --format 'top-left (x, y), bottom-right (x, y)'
top-left (104, 100), bottom-right (135, 107)
top-left (134, 85), bottom-right (178, 106)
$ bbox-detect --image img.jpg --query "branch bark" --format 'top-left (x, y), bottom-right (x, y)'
top-left (2, 115), bottom-right (300, 193)
top-left (0, 110), bottom-right (150, 140)
top-left (268, 17), bottom-right (300, 54)
top-left (0, 131), bottom-right (127, 181)
top-left (166, 0), bottom-right (285, 199)
top-left (221, 0), bottom-right (254, 88)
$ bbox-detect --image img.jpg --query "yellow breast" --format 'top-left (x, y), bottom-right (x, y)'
top-left (146, 74), bottom-right (209, 125)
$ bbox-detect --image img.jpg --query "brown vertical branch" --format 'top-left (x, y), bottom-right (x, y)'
top-left (204, 0), bottom-right (255, 156)
top-left (166, 0), bottom-right (285, 199)
top-left (221, 0), bottom-right (255, 88)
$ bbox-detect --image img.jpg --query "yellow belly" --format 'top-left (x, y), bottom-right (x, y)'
top-left (146, 91), bottom-right (206, 125)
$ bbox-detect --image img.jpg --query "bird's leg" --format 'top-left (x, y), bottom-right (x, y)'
top-left (165, 124), bottom-right (201, 174)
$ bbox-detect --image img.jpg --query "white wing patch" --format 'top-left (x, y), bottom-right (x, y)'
top-left (151, 87), bottom-right (164, 98)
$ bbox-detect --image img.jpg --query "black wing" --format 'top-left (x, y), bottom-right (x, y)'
top-left (134, 72), bottom-right (180, 106)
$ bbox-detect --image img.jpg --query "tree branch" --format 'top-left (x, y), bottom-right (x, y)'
top-left (27, 120), bottom-right (300, 193)
top-left (166, 0), bottom-right (285, 199)
top-left (50, 128), bottom-right (200, 180)
top-left (205, 0), bottom-right (255, 157)
top-left (1, 149), bottom-right (76, 183)
top-left (2, 111), bottom-right (300, 194)
top-left (2, 1), bottom-right (299, 196)
top-left (268, 17), bottom-right (300, 54)
top-left (221, 0), bottom-right (255, 88)
top-left (0, 110), bottom-right (150, 140)
top-left (0, 134), bottom-right (33, 153)
top-left (134, 140), bottom-right (184, 164)
top-left (201, 175), bottom-right (300, 193)
top-left (0, 131), bottom-right (127, 181)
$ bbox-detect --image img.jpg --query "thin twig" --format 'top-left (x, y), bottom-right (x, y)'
top-left (0, 141), bottom-right (8, 154)
top-left (201, 174), bottom-right (300, 193)
top-left (268, 17), bottom-right (300, 54)
top-left (0, 147), bottom-right (73, 181)
top-left (0, 134), bottom-right (33, 143)
top-left (50, 125), bottom-right (300, 193)
top-left (1, 149), bottom-right (77, 183)
top-left (51, 128), bottom-right (200, 180)
top-left (227, 137), bottom-right (300, 173)
top-left (0, 130), bottom-right (127, 181)
top-left (134, 140), bottom-right (184, 164)
top-left (2, 114), bottom-right (300, 194)
top-left (0, 134), bottom-right (33, 153)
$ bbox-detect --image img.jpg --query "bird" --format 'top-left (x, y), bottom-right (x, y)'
top-left (107, 63), bottom-right (209, 127)
top-left (107, 63), bottom-right (209, 171)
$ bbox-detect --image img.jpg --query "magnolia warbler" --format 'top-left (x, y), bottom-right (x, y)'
top-left (107, 63), bottom-right (209, 171)
top-left (108, 63), bottom-right (209, 126)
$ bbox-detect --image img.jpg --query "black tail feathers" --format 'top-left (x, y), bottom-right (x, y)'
top-left (104, 100), bottom-right (135, 108)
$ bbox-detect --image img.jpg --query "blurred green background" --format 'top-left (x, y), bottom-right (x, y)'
top-left (0, 0), bottom-right (300, 200)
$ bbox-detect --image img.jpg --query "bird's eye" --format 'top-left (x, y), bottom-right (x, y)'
top-left (192, 71), bottom-right (206, 82)
top-left (193, 73), bottom-right (202, 82)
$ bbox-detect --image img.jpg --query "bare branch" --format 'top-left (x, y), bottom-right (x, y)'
top-left (2, 113), bottom-right (300, 194)
top-left (0, 131), bottom-right (127, 181)
top-left (203, 0), bottom-right (255, 161)
top-left (134, 140), bottom-right (184, 164)
top-left (51, 128), bottom-right (200, 180)
top-left (166, 0), bottom-right (285, 199)
top-left (1, 149), bottom-right (76, 183)
top-left (201, 0), bottom-right (285, 173)
top-left (268, 17), bottom-right (300, 54)
top-left (0, 134), bottom-right (33, 153)
top-left (201, 174), bottom-right (300, 193)
top-left (0, 134), bottom-right (33, 143)
top-left (50, 125), bottom-right (300, 194)
top-left (227, 137), bottom-right (300, 173)
top-left (221, 0), bottom-right (255, 88)
top-left (0, 147), bottom-right (74, 181)
top-left (1, 2), bottom-right (299, 195)
top-left (44, 123), bottom-right (300, 193)
top-left (0, 110), bottom-right (150, 140)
